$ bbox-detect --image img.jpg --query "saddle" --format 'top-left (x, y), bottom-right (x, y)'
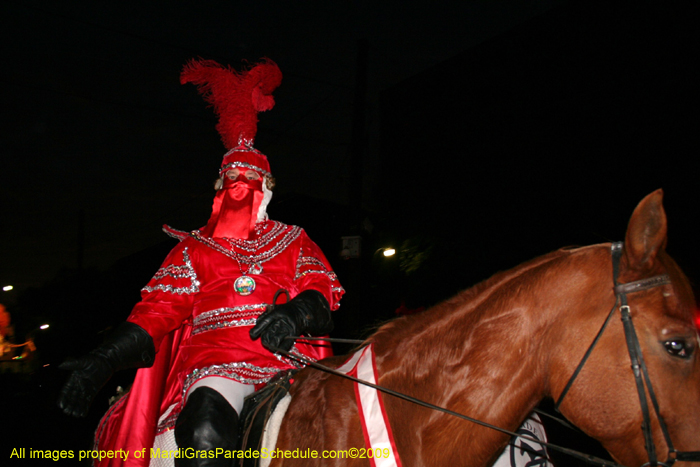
top-left (237, 369), bottom-right (297, 467)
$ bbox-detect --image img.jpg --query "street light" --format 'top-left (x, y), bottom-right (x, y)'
top-left (374, 247), bottom-right (396, 257)
top-left (2, 285), bottom-right (12, 292)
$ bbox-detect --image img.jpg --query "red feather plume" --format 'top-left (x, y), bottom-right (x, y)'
top-left (180, 58), bottom-right (282, 149)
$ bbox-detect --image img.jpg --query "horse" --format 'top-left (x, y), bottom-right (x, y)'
top-left (270, 190), bottom-right (700, 467)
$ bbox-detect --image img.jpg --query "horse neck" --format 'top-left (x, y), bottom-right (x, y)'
top-left (372, 244), bottom-right (611, 429)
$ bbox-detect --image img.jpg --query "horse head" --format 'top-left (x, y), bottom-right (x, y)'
top-left (552, 190), bottom-right (700, 466)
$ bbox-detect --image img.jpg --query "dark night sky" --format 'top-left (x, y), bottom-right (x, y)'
top-left (1, 0), bottom-right (698, 320)
top-left (0, 0), bottom-right (698, 321)
top-left (379, 1), bottom-right (700, 303)
top-left (1, 2), bottom-right (699, 461)
top-left (0, 0), bottom-right (566, 292)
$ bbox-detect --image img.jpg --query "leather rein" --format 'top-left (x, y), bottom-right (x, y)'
top-left (555, 242), bottom-right (700, 466)
top-left (275, 242), bottom-right (700, 466)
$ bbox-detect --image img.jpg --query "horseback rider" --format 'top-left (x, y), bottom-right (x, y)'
top-left (58, 58), bottom-right (343, 467)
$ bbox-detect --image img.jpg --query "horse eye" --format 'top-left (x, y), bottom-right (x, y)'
top-left (663, 339), bottom-right (692, 359)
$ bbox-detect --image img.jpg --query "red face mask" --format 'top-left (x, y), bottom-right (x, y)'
top-left (206, 169), bottom-right (265, 239)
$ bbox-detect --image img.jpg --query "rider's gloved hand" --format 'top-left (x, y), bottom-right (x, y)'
top-left (250, 290), bottom-right (333, 352)
top-left (57, 322), bottom-right (155, 418)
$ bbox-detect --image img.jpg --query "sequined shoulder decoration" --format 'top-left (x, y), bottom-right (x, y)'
top-left (162, 224), bottom-right (189, 241)
top-left (142, 247), bottom-right (201, 295)
top-left (295, 248), bottom-right (344, 298)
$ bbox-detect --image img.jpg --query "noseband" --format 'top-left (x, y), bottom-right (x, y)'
top-left (555, 242), bottom-right (700, 466)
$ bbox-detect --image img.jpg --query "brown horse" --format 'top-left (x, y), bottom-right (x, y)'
top-left (271, 190), bottom-right (699, 467)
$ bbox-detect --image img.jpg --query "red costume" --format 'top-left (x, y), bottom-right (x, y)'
top-left (130, 223), bottom-right (342, 389)
top-left (94, 221), bottom-right (342, 466)
top-left (82, 59), bottom-right (343, 466)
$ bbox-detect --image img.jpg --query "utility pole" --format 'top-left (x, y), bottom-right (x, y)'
top-left (77, 209), bottom-right (85, 271)
top-left (336, 39), bottom-right (370, 351)
top-left (349, 38), bottom-right (369, 215)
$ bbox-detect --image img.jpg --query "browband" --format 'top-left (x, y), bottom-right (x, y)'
top-left (614, 275), bottom-right (671, 295)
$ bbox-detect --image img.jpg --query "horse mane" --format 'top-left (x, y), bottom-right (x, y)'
top-left (370, 246), bottom-right (585, 349)
top-left (362, 244), bottom-right (608, 464)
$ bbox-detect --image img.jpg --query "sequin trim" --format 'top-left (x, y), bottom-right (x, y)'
top-left (192, 304), bottom-right (268, 335)
top-left (142, 247), bottom-right (200, 295)
top-left (94, 392), bottom-right (128, 460)
top-left (219, 145), bottom-right (271, 177)
top-left (183, 362), bottom-right (282, 396)
top-left (275, 346), bottom-right (317, 369)
top-left (172, 353), bottom-right (318, 433)
top-left (162, 225), bottom-right (188, 241)
top-left (295, 252), bottom-right (340, 284)
top-left (224, 221), bottom-right (293, 253)
top-left (155, 404), bottom-right (179, 435)
top-left (191, 222), bottom-right (302, 265)
top-left (220, 161), bottom-right (271, 178)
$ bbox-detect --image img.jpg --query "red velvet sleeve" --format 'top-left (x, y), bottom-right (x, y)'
top-left (127, 242), bottom-right (198, 351)
top-left (293, 231), bottom-right (344, 310)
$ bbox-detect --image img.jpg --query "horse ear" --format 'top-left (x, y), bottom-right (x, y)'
top-left (624, 189), bottom-right (668, 271)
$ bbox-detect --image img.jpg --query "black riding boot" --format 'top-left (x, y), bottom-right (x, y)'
top-left (175, 387), bottom-right (239, 467)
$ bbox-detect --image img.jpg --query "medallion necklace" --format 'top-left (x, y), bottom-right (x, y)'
top-left (224, 222), bottom-right (266, 296)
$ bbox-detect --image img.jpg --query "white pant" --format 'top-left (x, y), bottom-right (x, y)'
top-left (186, 376), bottom-right (255, 414)
top-left (150, 377), bottom-right (255, 467)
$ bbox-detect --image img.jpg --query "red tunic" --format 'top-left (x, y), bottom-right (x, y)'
top-left (94, 220), bottom-right (343, 466)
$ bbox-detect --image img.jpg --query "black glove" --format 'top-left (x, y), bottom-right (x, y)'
top-left (57, 322), bottom-right (155, 418)
top-left (250, 290), bottom-right (333, 352)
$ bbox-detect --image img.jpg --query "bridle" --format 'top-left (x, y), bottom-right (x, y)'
top-left (555, 242), bottom-right (700, 466)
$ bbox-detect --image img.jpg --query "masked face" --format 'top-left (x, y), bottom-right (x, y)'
top-left (221, 168), bottom-right (263, 196)
top-left (209, 168), bottom-right (265, 239)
